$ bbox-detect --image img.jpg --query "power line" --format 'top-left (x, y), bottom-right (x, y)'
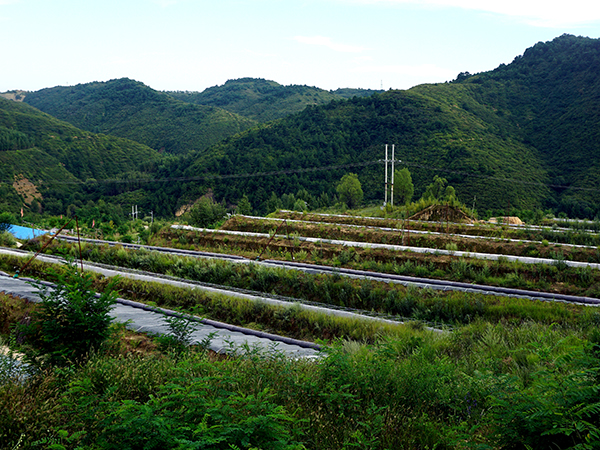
top-left (9, 157), bottom-right (600, 194)
top-left (32, 160), bottom-right (382, 186)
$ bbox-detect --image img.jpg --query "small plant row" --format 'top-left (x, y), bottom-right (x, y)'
top-left (223, 215), bottom-right (600, 263)
top-left (14, 239), bottom-right (600, 331)
top-left (0, 253), bottom-right (419, 344)
top-left (151, 226), bottom-right (600, 298)
top-left (543, 217), bottom-right (600, 232)
top-left (273, 211), bottom-right (600, 247)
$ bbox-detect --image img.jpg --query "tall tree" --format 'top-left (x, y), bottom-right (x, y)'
top-left (422, 175), bottom-right (458, 203)
top-left (394, 168), bottom-right (414, 205)
top-left (336, 173), bottom-right (363, 209)
top-left (189, 197), bottom-right (226, 227)
top-left (236, 195), bottom-right (252, 215)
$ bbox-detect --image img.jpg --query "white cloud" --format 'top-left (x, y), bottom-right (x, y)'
top-left (294, 36), bottom-right (367, 53)
top-left (339, 0), bottom-right (600, 27)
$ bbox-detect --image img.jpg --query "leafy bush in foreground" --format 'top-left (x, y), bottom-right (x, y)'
top-left (26, 262), bottom-right (118, 365)
top-left (1, 294), bottom-right (599, 450)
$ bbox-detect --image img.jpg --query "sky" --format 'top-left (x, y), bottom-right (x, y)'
top-left (1, 0), bottom-right (600, 93)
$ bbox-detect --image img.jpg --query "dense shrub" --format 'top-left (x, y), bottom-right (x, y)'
top-left (26, 262), bottom-right (118, 365)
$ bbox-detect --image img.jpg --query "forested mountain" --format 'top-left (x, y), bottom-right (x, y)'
top-left (161, 34), bottom-right (600, 218)
top-left (177, 86), bottom-right (549, 214)
top-left (23, 78), bottom-right (256, 155)
top-left (0, 97), bottom-right (161, 215)
top-left (167, 78), bottom-right (383, 122)
top-left (331, 88), bottom-right (385, 99)
top-left (5, 34), bottom-right (600, 219)
top-left (451, 34), bottom-right (600, 217)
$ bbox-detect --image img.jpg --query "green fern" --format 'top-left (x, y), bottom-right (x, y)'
top-left (487, 347), bottom-right (600, 449)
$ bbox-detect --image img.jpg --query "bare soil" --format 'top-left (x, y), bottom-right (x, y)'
top-left (12, 174), bottom-right (42, 206)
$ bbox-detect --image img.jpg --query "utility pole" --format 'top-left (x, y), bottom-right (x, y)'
top-left (390, 144), bottom-right (395, 207)
top-left (131, 205), bottom-right (140, 221)
top-left (382, 144), bottom-right (400, 208)
top-left (384, 144), bottom-right (388, 206)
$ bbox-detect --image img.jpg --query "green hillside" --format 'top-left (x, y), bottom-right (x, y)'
top-left (167, 35), bottom-right (600, 217)
top-left (23, 78), bottom-right (256, 155)
top-left (178, 86), bottom-right (548, 213)
top-left (453, 34), bottom-right (600, 218)
top-left (331, 87), bottom-right (385, 99)
top-left (0, 97), bottom-right (161, 214)
top-left (167, 78), bottom-right (382, 122)
top-left (6, 35), bottom-right (600, 220)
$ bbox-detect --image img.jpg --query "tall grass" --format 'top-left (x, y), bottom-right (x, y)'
top-left (1, 319), bottom-right (596, 449)
top-left (2, 254), bottom-right (599, 449)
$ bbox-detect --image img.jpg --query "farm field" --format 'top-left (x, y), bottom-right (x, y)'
top-left (5, 32), bottom-right (600, 449)
top-left (150, 214), bottom-right (600, 299)
top-left (1, 213), bottom-right (600, 449)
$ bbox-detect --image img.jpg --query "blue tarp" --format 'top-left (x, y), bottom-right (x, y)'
top-left (6, 225), bottom-right (48, 240)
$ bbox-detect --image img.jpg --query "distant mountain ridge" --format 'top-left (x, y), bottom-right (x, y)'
top-left (173, 35), bottom-right (600, 217)
top-left (23, 78), bottom-right (256, 155)
top-left (4, 34), bottom-right (600, 218)
top-left (167, 78), bottom-right (383, 122)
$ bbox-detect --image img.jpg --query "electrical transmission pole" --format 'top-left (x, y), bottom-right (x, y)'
top-left (384, 144), bottom-right (388, 206)
top-left (382, 144), bottom-right (401, 208)
top-left (390, 144), bottom-right (395, 207)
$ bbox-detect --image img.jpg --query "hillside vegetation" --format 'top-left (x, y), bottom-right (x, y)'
top-left (178, 84), bottom-right (549, 213)
top-left (5, 34), bottom-right (600, 219)
top-left (170, 35), bottom-right (600, 216)
top-left (456, 34), bottom-right (600, 217)
top-left (167, 77), bottom-right (382, 122)
top-left (23, 78), bottom-right (256, 155)
top-left (0, 97), bottom-right (160, 214)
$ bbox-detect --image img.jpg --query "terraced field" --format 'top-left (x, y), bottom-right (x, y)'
top-left (2, 212), bottom-right (600, 449)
